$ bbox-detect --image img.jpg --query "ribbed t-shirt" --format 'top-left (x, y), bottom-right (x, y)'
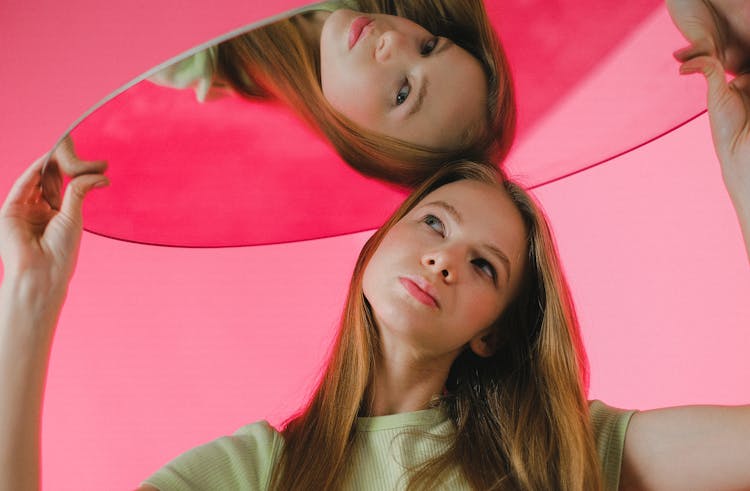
top-left (142, 400), bottom-right (634, 490)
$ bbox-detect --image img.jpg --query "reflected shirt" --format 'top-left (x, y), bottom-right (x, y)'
top-left (148, 1), bottom-right (355, 102)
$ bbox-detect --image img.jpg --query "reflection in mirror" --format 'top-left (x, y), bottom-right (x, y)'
top-left (63, 75), bottom-right (408, 246)
top-left (53, 0), bottom-right (704, 247)
top-left (141, 0), bottom-right (517, 185)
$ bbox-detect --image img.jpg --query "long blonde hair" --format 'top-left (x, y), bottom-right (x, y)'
top-left (271, 161), bottom-right (602, 490)
top-left (217, 0), bottom-right (515, 186)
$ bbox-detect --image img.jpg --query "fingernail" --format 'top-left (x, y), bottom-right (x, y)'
top-left (93, 179), bottom-right (110, 189)
top-left (679, 64), bottom-right (697, 75)
top-left (673, 46), bottom-right (692, 59)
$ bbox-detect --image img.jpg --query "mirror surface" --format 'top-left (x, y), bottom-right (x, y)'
top-left (60, 0), bottom-right (704, 246)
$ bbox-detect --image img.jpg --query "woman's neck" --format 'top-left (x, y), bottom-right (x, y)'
top-left (369, 342), bottom-right (454, 417)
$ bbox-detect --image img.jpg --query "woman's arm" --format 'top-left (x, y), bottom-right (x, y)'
top-left (668, 0), bottom-right (750, 261)
top-left (0, 154), bottom-right (108, 491)
top-left (669, 0), bottom-right (750, 260)
top-left (619, 406), bottom-right (750, 490)
top-left (619, 12), bottom-right (750, 489)
top-left (681, 53), bottom-right (750, 261)
top-left (618, 69), bottom-right (750, 483)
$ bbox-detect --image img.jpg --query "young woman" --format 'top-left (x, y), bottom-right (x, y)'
top-left (141, 48), bottom-right (750, 484)
top-left (143, 163), bottom-right (616, 490)
top-left (2, 43), bottom-right (750, 486)
top-left (151, 0), bottom-right (515, 186)
top-left (2, 6), bottom-right (749, 490)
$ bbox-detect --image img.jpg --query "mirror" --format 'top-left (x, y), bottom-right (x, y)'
top-left (52, 0), bottom-right (705, 247)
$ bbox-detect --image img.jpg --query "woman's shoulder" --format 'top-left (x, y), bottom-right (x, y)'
top-left (589, 399), bottom-right (636, 419)
top-left (184, 419), bottom-right (284, 457)
top-left (140, 420), bottom-right (284, 491)
top-left (588, 400), bottom-right (638, 491)
top-left (589, 399), bottom-right (638, 440)
top-left (589, 400), bottom-right (637, 455)
top-left (233, 419), bottom-right (283, 440)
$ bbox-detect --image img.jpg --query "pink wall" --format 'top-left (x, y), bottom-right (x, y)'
top-left (1, 1), bottom-right (748, 489)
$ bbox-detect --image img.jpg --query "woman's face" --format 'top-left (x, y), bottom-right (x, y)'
top-left (320, 9), bottom-right (488, 150)
top-left (362, 180), bottom-right (528, 362)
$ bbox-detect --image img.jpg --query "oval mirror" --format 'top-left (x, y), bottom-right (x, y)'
top-left (53, 0), bottom-right (704, 247)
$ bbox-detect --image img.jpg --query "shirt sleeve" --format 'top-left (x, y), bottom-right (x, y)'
top-left (589, 399), bottom-right (637, 491)
top-left (141, 420), bottom-right (283, 491)
top-left (145, 1), bottom-right (361, 103)
top-left (148, 47), bottom-right (220, 103)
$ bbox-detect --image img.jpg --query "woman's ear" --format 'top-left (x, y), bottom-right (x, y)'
top-left (468, 329), bottom-right (497, 358)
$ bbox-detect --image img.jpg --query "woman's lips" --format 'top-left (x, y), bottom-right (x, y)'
top-left (349, 16), bottom-right (374, 50)
top-left (399, 277), bottom-right (439, 308)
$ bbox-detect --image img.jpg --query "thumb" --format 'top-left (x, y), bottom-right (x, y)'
top-left (58, 173), bottom-right (110, 225)
top-left (673, 39), bottom-right (717, 63)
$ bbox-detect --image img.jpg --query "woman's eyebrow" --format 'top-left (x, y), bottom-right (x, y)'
top-left (407, 79), bottom-right (429, 117)
top-left (407, 40), bottom-right (455, 118)
top-left (424, 200), bottom-right (462, 222)
top-left (424, 199), bottom-right (511, 283)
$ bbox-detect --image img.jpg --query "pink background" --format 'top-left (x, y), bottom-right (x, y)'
top-left (1, 1), bottom-right (748, 489)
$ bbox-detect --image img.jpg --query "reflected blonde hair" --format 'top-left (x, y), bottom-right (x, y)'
top-left (217, 0), bottom-right (515, 186)
top-left (270, 161), bottom-right (602, 490)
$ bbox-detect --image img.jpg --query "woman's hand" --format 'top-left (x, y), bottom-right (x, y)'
top-left (0, 151), bottom-right (107, 491)
top-left (0, 150), bottom-right (108, 303)
top-left (618, 10), bottom-right (750, 489)
top-left (679, 54), bottom-right (750, 261)
top-left (680, 54), bottom-right (750, 196)
top-left (667, 0), bottom-right (750, 75)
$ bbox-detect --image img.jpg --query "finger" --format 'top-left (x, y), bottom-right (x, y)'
top-left (53, 136), bottom-right (107, 177)
top-left (60, 155), bottom-right (108, 178)
top-left (673, 41), bottom-right (715, 62)
top-left (41, 157), bottom-right (63, 211)
top-left (674, 45), bottom-right (696, 62)
top-left (58, 173), bottom-right (110, 226)
top-left (1, 154), bottom-right (48, 213)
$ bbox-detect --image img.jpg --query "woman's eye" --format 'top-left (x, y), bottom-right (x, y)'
top-left (421, 37), bottom-right (439, 55)
top-left (472, 258), bottom-right (497, 283)
top-left (396, 80), bottom-right (410, 105)
top-left (422, 214), bottom-right (444, 235)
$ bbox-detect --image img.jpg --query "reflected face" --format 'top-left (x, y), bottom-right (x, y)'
top-left (320, 9), bottom-right (488, 150)
top-left (362, 180), bottom-right (528, 362)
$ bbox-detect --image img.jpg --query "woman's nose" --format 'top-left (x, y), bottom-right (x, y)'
top-left (375, 30), bottom-right (405, 63)
top-left (422, 250), bottom-right (457, 282)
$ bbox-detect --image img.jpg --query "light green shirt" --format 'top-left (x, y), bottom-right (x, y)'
top-left (143, 400), bottom-right (635, 490)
